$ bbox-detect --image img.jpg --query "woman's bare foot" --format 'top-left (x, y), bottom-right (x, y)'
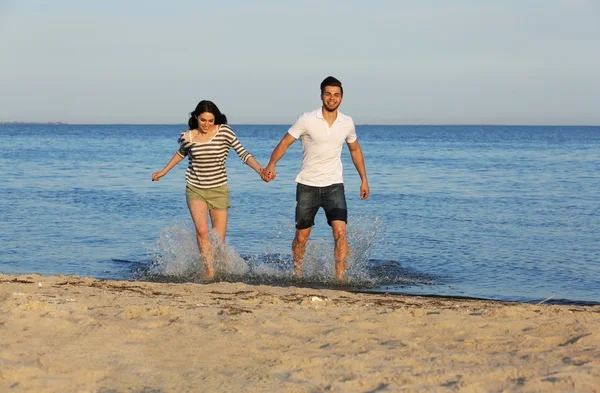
top-left (205, 265), bottom-right (215, 280)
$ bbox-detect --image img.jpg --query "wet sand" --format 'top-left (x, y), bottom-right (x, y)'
top-left (1, 273), bottom-right (599, 393)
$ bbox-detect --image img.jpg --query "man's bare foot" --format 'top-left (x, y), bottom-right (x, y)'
top-left (334, 269), bottom-right (348, 290)
top-left (335, 262), bottom-right (346, 282)
top-left (293, 266), bottom-right (304, 279)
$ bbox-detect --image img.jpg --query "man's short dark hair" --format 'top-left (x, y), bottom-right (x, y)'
top-left (320, 76), bottom-right (343, 96)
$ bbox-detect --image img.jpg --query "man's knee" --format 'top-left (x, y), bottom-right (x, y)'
top-left (294, 232), bottom-right (310, 247)
top-left (332, 224), bottom-right (347, 243)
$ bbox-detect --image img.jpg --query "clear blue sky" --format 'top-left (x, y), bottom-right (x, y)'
top-left (1, 0), bottom-right (599, 125)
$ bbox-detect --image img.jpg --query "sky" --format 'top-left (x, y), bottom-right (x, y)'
top-left (1, 0), bottom-right (599, 125)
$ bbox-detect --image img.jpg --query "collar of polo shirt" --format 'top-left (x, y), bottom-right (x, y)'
top-left (316, 108), bottom-right (343, 123)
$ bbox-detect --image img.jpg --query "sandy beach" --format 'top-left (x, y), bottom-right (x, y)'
top-left (1, 274), bottom-right (598, 393)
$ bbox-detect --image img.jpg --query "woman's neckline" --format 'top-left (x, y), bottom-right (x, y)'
top-left (190, 124), bottom-right (221, 144)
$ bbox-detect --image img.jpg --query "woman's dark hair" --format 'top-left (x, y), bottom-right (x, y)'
top-left (188, 100), bottom-right (228, 129)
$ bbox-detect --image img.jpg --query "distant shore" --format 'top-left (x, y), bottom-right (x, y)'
top-left (1, 273), bottom-right (599, 392)
top-left (0, 121), bottom-right (68, 125)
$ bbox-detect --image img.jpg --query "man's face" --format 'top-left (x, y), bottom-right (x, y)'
top-left (321, 86), bottom-right (343, 112)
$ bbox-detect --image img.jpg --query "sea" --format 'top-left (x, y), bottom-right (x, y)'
top-left (1, 123), bottom-right (599, 305)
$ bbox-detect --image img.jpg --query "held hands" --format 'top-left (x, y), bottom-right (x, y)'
top-left (260, 166), bottom-right (276, 183)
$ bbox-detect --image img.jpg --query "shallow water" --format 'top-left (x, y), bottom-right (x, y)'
top-left (1, 124), bottom-right (599, 304)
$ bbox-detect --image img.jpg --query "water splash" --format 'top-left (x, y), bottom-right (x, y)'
top-left (145, 220), bottom-right (204, 280)
top-left (141, 214), bottom-right (431, 288)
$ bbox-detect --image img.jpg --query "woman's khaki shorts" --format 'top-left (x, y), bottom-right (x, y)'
top-left (186, 183), bottom-right (231, 211)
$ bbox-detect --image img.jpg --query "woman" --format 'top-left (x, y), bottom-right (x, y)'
top-left (152, 100), bottom-right (263, 279)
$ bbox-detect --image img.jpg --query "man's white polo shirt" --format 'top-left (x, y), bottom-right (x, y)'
top-left (287, 108), bottom-right (357, 187)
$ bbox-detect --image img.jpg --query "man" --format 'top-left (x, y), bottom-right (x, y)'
top-left (261, 76), bottom-right (369, 281)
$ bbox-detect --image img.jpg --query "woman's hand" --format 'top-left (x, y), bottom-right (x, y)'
top-left (152, 171), bottom-right (165, 181)
top-left (261, 166), bottom-right (276, 182)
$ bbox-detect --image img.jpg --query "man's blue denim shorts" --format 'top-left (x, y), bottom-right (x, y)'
top-left (295, 183), bottom-right (347, 229)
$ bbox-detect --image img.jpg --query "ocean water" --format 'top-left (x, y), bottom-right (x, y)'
top-left (1, 124), bottom-right (599, 305)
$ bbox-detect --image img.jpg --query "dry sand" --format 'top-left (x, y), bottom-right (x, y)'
top-left (1, 273), bottom-right (599, 393)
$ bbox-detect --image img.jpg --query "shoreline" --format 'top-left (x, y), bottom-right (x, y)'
top-left (6, 270), bottom-right (599, 307)
top-left (358, 289), bottom-right (600, 307)
top-left (1, 273), bottom-right (599, 392)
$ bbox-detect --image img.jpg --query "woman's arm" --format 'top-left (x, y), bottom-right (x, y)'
top-left (152, 152), bottom-right (184, 181)
top-left (225, 126), bottom-right (264, 177)
top-left (245, 156), bottom-right (263, 175)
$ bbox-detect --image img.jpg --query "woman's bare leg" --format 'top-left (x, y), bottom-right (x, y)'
top-left (209, 209), bottom-right (228, 243)
top-left (187, 200), bottom-right (214, 279)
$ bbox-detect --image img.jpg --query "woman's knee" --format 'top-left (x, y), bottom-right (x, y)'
top-left (195, 227), bottom-right (210, 239)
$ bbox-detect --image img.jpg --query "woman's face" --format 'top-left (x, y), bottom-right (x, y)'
top-left (197, 112), bottom-right (215, 132)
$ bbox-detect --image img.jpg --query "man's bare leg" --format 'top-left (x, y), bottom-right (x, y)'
top-left (292, 228), bottom-right (311, 278)
top-left (331, 221), bottom-right (349, 281)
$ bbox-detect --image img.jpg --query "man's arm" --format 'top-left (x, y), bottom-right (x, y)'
top-left (261, 133), bottom-right (297, 182)
top-left (347, 140), bottom-right (370, 200)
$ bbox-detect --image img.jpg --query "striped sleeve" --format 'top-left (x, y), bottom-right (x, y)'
top-left (222, 125), bottom-right (251, 163)
top-left (177, 132), bottom-right (190, 157)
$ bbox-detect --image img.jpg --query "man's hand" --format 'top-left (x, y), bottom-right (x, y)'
top-left (360, 183), bottom-right (370, 200)
top-left (261, 166), bottom-right (277, 183)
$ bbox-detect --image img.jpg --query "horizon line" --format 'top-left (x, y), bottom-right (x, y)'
top-left (2, 121), bottom-right (600, 127)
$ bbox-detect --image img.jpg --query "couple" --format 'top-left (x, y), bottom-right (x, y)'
top-left (152, 76), bottom-right (370, 281)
